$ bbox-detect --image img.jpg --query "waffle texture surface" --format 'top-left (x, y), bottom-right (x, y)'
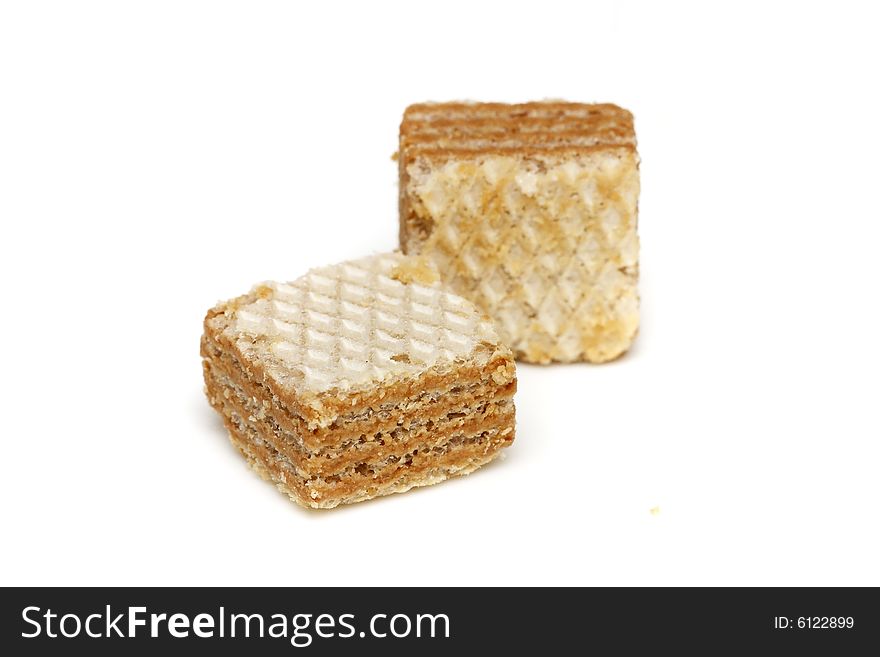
top-left (229, 252), bottom-right (500, 397)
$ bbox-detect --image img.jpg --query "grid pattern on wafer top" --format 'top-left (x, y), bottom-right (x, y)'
top-left (229, 253), bottom-right (499, 393)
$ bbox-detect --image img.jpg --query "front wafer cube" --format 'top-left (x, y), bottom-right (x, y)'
top-left (399, 101), bottom-right (640, 363)
top-left (201, 253), bottom-right (516, 509)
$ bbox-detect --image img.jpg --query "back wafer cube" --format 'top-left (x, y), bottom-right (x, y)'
top-left (399, 101), bottom-right (640, 363)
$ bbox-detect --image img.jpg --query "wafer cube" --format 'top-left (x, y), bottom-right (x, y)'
top-left (201, 253), bottom-right (516, 509)
top-left (398, 101), bottom-right (640, 363)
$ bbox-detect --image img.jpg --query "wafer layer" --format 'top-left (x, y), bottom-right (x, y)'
top-left (206, 370), bottom-right (513, 508)
top-left (203, 358), bottom-right (514, 478)
top-left (222, 407), bottom-right (509, 508)
top-left (399, 101), bottom-right (640, 364)
top-left (201, 329), bottom-right (514, 451)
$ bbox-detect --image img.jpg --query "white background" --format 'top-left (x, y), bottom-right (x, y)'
top-left (1, 1), bottom-right (878, 586)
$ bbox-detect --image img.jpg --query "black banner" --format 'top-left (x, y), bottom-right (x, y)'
top-left (1, 587), bottom-right (877, 654)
